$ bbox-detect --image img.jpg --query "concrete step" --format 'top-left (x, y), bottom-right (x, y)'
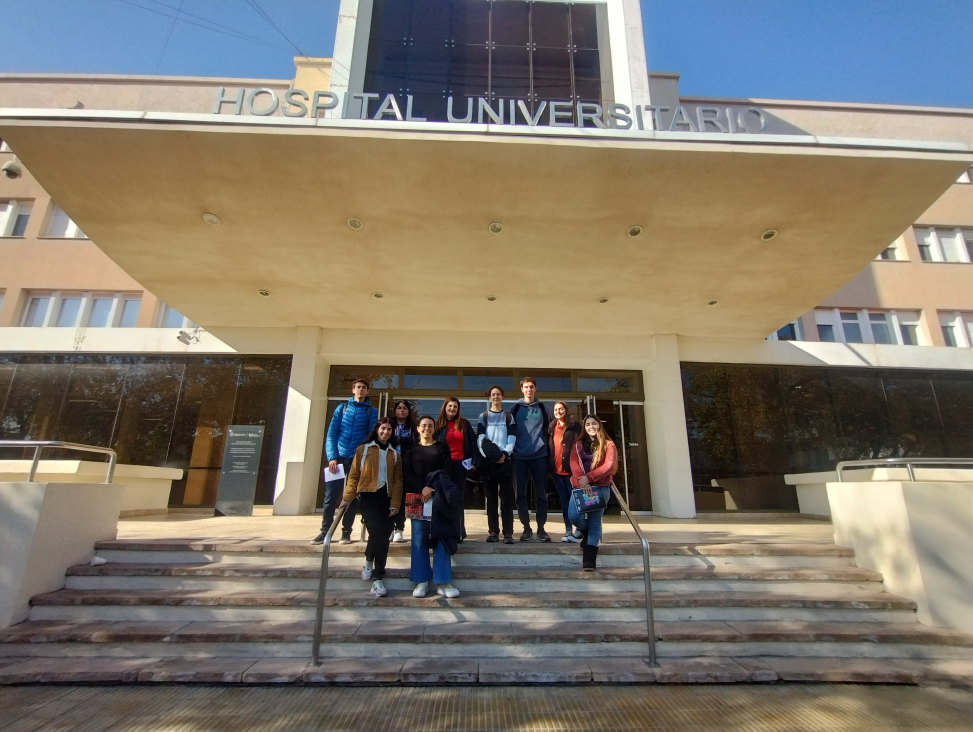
top-left (2, 654), bottom-right (971, 686)
top-left (2, 620), bottom-right (971, 661)
top-left (28, 588), bottom-right (920, 624)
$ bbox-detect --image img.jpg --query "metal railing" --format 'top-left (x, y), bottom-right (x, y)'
top-left (311, 504), bottom-right (348, 666)
top-left (609, 480), bottom-right (659, 667)
top-left (836, 457), bottom-right (973, 482)
top-left (0, 440), bottom-right (117, 483)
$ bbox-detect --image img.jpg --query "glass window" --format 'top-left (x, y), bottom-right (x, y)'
top-left (45, 204), bottom-right (72, 237)
top-left (55, 297), bottom-right (82, 327)
top-left (840, 312), bottom-right (864, 343)
top-left (775, 323), bottom-right (798, 341)
top-left (966, 316), bottom-right (973, 347)
top-left (22, 296), bottom-right (50, 326)
top-left (329, 369), bottom-right (399, 391)
top-left (11, 202), bottom-right (31, 237)
top-left (577, 376), bottom-right (634, 393)
top-left (161, 305), bottom-right (186, 328)
top-left (462, 370), bottom-right (514, 393)
top-left (404, 368), bottom-right (459, 390)
top-left (87, 297), bottom-right (113, 327)
top-left (900, 324), bottom-right (919, 345)
top-left (869, 312), bottom-right (893, 344)
top-left (817, 324), bottom-right (836, 342)
top-left (962, 231), bottom-right (973, 262)
top-left (940, 230), bottom-right (966, 262)
top-left (119, 298), bottom-right (140, 327)
top-left (943, 325), bottom-right (958, 347)
top-left (530, 372), bottom-right (572, 392)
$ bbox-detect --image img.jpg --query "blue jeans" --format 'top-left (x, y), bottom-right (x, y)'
top-left (321, 456), bottom-right (356, 534)
top-left (410, 519), bottom-right (452, 584)
top-left (513, 456), bottom-right (548, 529)
top-left (567, 485), bottom-right (610, 547)
top-left (552, 473), bottom-right (576, 533)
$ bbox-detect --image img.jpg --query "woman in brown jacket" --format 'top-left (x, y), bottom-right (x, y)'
top-left (339, 417), bottom-right (403, 597)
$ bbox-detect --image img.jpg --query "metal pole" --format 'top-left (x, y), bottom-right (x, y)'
top-left (311, 504), bottom-right (347, 666)
top-left (906, 461), bottom-right (916, 482)
top-left (106, 451), bottom-right (117, 484)
top-left (28, 446), bottom-right (42, 482)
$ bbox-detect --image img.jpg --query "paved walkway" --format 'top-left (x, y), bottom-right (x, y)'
top-left (1, 684), bottom-right (971, 731)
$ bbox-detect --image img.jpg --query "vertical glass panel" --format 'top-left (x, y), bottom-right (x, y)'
top-left (329, 368), bottom-right (399, 391)
top-left (54, 363), bottom-right (126, 449)
top-left (778, 366), bottom-right (837, 475)
top-left (45, 205), bottom-right (71, 237)
top-left (943, 325), bottom-right (958, 347)
top-left (882, 374), bottom-right (946, 456)
top-left (531, 47), bottom-right (571, 100)
top-left (621, 404), bottom-right (651, 511)
top-left (491, 46), bottom-right (531, 99)
top-left (775, 323), bottom-right (797, 341)
top-left (939, 230), bottom-right (964, 262)
top-left (404, 368), bottom-right (459, 390)
top-left (840, 312), bottom-right (863, 343)
top-left (817, 324), bottom-right (836, 342)
top-left (528, 371), bottom-right (572, 393)
top-left (112, 361), bottom-right (184, 466)
top-left (408, 42), bottom-right (451, 93)
top-left (461, 369), bottom-right (514, 394)
top-left (450, 0), bottom-right (490, 44)
top-left (370, 0), bottom-right (413, 41)
top-left (962, 231), bottom-right (973, 261)
top-left (577, 375), bottom-right (635, 393)
top-left (161, 306), bottom-right (185, 328)
top-left (569, 3), bottom-right (600, 49)
top-left (87, 298), bottom-right (113, 327)
top-left (931, 374), bottom-right (973, 457)
top-left (12, 209), bottom-right (30, 237)
top-left (23, 297), bottom-right (49, 326)
top-left (869, 313), bottom-right (892, 344)
top-left (492, 1), bottom-right (529, 46)
top-left (0, 362), bottom-right (72, 444)
top-left (410, 0), bottom-right (452, 43)
top-left (681, 363), bottom-right (736, 511)
top-left (531, 2), bottom-right (570, 47)
top-left (900, 324), bottom-right (918, 345)
top-left (829, 370), bottom-right (893, 460)
top-left (448, 43), bottom-right (489, 96)
top-left (119, 299), bottom-right (140, 327)
top-left (55, 297), bottom-right (81, 327)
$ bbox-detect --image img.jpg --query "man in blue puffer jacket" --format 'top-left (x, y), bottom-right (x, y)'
top-left (312, 378), bottom-right (378, 544)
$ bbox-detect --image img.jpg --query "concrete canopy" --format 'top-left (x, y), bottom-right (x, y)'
top-left (1, 112), bottom-right (970, 338)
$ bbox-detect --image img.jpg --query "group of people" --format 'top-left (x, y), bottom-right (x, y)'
top-left (311, 376), bottom-right (618, 597)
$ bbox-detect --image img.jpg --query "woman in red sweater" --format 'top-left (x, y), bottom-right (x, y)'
top-left (568, 414), bottom-right (619, 571)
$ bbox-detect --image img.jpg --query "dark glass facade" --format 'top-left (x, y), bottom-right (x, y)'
top-left (0, 354), bottom-right (292, 507)
top-left (682, 363), bottom-right (973, 511)
top-left (364, 0), bottom-right (604, 124)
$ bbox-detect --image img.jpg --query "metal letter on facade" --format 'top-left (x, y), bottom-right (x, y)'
top-left (645, 105), bottom-right (669, 131)
top-left (477, 97), bottom-right (504, 125)
top-left (283, 89), bottom-right (309, 117)
top-left (548, 101), bottom-right (574, 127)
top-left (373, 94), bottom-right (404, 121)
top-left (517, 100), bottom-right (546, 127)
top-left (246, 88), bottom-right (280, 116)
top-left (696, 106), bottom-right (727, 133)
top-left (669, 105), bottom-right (698, 132)
top-left (213, 87), bottom-right (245, 115)
top-left (311, 91), bottom-right (339, 117)
top-left (577, 103), bottom-right (607, 129)
top-left (405, 95), bottom-right (427, 122)
top-left (608, 104), bottom-right (633, 130)
top-left (446, 96), bottom-right (473, 123)
top-left (737, 107), bottom-right (768, 133)
top-left (353, 93), bottom-right (380, 120)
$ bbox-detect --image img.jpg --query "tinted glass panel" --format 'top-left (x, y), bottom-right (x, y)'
top-left (492, 1), bottom-right (529, 46)
top-left (451, 0), bottom-right (490, 44)
top-left (411, 0), bottom-right (452, 43)
top-left (56, 297), bottom-right (81, 327)
top-left (404, 369), bottom-right (459, 390)
top-left (119, 299), bottom-right (140, 327)
top-left (531, 3), bottom-right (570, 47)
top-left (570, 3), bottom-right (599, 48)
top-left (462, 370), bottom-right (515, 393)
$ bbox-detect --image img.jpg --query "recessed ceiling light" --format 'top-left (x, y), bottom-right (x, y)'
top-left (486, 296), bottom-right (497, 302)
top-left (373, 292), bottom-right (384, 299)
top-left (348, 217), bottom-right (364, 230)
top-left (627, 225), bottom-right (643, 238)
top-left (707, 300), bottom-right (719, 306)
top-left (257, 289), bottom-right (271, 297)
top-left (202, 213), bottom-right (221, 226)
top-left (598, 297), bottom-right (609, 304)
top-left (760, 229), bottom-right (778, 241)
top-left (489, 222), bottom-right (503, 234)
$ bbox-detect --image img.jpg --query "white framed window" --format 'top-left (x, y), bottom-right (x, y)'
top-left (43, 204), bottom-right (86, 239)
top-left (815, 310), bottom-right (837, 342)
top-left (158, 303), bottom-right (195, 329)
top-left (914, 227), bottom-right (973, 263)
top-left (767, 320), bottom-right (801, 341)
top-left (939, 312), bottom-right (973, 348)
top-left (876, 238), bottom-right (907, 261)
top-left (19, 291), bottom-right (142, 328)
top-left (0, 200), bottom-right (33, 237)
top-left (814, 308), bottom-right (923, 346)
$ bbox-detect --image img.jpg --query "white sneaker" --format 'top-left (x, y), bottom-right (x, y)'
top-left (561, 533), bottom-right (572, 543)
top-left (371, 579), bottom-right (387, 597)
top-left (564, 532), bottom-right (581, 543)
top-left (413, 582), bottom-right (429, 598)
top-left (392, 530), bottom-right (405, 543)
top-left (437, 584), bottom-right (460, 598)
top-left (361, 560), bottom-right (373, 580)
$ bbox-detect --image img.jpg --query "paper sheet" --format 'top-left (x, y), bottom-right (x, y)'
top-left (323, 463), bottom-right (346, 482)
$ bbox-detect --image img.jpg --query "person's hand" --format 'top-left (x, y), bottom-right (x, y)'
top-left (578, 475), bottom-right (590, 489)
top-left (495, 454), bottom-right (506, 464)
top-left (338, 499), bottom-right (351, 509)
top-left (389, 507), bottom-right (399, 516)
top-left (421, 487), bottom-right (434, 503)
top-left (329, 459), bottom-right (338, 473)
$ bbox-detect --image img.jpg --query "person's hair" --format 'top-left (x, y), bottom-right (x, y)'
top-left (583, 414), bottom-right (619, 475)
top-left (417, 415), bottom-right (436, 427)
top-left (364, 416), bottom-right (396, 447)
top-left (392, 400), bottom-right (417, 429)
top-left (519, 376), bottom-right (536, 388)
top-left (351, 378), bottom-right (370, 389)
top-left (553, 401), bottom-right (574, 423)
top-left (485, 385), bottom-right (505, 398)
top-left (435, 397), bottom-right (468, 432)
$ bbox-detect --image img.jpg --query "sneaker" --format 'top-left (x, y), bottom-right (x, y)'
top-left (361, 560), bottom-right (373, 580)
top-left (503, 535), bottom-right (515, 545)
top-left (572, 529), bottom-right (583, 540)
top-left (536, 529), bottom-right (551, 542)
top-left (413, 582), bottom-right (429, 598)
top-left (310, 532), bottom-right (325, 545)
top-left (563, 532), bottom-right (581, 543)
top-left (371, 579), bottom-right (388, 597)
top-left (520, 527), bottom-right (533, 542)
top-left (561, 533), bottom-right (573, 543)
top-left (437, 584), bottom-right (460, 598)
top-left (486, 534), bottom-right (499, 543)
top-left (339, 532), bottom-right (352, 545)
top-left (392, 530), bottom-right (405, 543)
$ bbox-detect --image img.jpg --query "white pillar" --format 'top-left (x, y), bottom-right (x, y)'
top-left (273, 327), bottom-right (330, 515)
top-left (643, 334), bottom-right (696, 518)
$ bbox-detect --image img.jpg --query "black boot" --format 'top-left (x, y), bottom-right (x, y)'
top-left (582, 544), bottom-right (598, 571)
top-left (580, 531), bottom-right (588, 549)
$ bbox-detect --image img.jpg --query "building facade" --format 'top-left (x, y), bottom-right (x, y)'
top-left (1, 0), bottom-right (972, 519)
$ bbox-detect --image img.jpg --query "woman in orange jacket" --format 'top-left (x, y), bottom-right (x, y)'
top-left (568, 414), bottom-right (619, 571)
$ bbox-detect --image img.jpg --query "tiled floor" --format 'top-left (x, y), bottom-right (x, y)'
top-left (1, 684), bottom-right (972, 731)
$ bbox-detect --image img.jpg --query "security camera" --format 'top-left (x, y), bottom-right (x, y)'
top-left (2, 159), bottom-right (22, 180)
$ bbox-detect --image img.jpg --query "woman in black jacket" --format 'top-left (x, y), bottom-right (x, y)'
top-left (548, 401), bottom-right (583, 543)
top-left (391, 400), bottom-right (419, 542)
top-left (433, 397), bottom-right (476, 540)
top-left (404, 415), bottom-right (460, 598)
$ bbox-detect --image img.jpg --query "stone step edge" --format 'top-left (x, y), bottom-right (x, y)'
top-left (94, 541), bottom-right (855, 558)
top-left (30, 589), bottom-right (919, 611)
top-left (0, 655), bottom-right (969, 686)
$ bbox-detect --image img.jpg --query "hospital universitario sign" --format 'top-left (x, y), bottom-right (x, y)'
top-left (213, 86), bottom-right (772, 134)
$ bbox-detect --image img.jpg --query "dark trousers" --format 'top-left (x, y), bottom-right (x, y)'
top-left (513, 456), bottom-right (548, 529)
top-left (392, 488), bottom-right (406, 531)
top-left (321, 456), bottom-right (357, 535)
top-left (484, 460), bottom-right (514, 536)
top-left (445, 461), bottom-right (469, 538)
top-left (358, 488), bottom-right (393, 579)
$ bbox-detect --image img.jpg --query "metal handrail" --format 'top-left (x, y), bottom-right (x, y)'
top-left (608, 480), bottom-right (659, 667)
top-left (311, 504), bottom-right (348, 666)
top-left (836, 457), bottom-right (973, 482)
top-left (0, 440), bottom-right (117, 484)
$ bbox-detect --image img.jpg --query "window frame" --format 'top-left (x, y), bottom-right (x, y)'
top-left (0, 199), bottom-right (33, 238)
top-left (19, 291), bottom-right (142, 328)
top-left (914, 227), bottom-right (973, 264)
top-left (42, 203), bottom-right (87, 239)
top-left (939, 311), bottom-right (973, 348)
top-left (814, 308), bottom-right (923, 346)
top-left (157, 303), bottom-right (196, 329)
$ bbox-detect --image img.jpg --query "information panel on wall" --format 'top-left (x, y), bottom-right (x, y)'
top-left (215, 425), bottom-right (265, 516)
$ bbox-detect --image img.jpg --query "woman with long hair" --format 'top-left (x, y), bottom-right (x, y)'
top-left (548, 401), bottom-right (583, 543)
top-left (568, 414), bottom-right (619, 571)
top-left (390, 400), bottom-right (419, 542)
top-left (433, 396), bottom-right (476, 541)
top-left (338, 417), bottom-right (402, 596)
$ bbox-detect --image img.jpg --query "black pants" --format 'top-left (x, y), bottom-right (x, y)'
top-left (513, 456), bottom-right (549, 529)
top-left (445, 461), bottom-right (469, 538)
top-left (484, 460), bottom-right (514, 536)
top-left (358, 488), bottom-right (393, 580)
top-left (392, 488), bottom-right (406, 532)
top-left (321, 456), bottom-right (357, 535)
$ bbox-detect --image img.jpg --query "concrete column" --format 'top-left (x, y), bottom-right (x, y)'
top-left (273, 326), bottom-right (330, 515)
top-left (643, 334), bottom-right (696, 518)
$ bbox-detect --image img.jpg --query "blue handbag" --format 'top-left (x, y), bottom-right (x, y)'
top-left (571, 486), bottom-right (607, 515)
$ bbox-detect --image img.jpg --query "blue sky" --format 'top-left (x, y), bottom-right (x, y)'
top-left (0, 0), bottom-right (970, 107)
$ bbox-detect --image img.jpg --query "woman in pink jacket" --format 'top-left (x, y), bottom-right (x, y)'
top-left (568, 414), bottom-right (619, 571)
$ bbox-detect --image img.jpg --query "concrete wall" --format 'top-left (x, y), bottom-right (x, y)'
top-left (0, 481), bottom-right (123, 627)
top-left (829, 481), bottom-right (973, 634)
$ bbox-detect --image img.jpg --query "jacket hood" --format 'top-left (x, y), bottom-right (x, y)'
top-left (516, 398), bottom-right (542, 407)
